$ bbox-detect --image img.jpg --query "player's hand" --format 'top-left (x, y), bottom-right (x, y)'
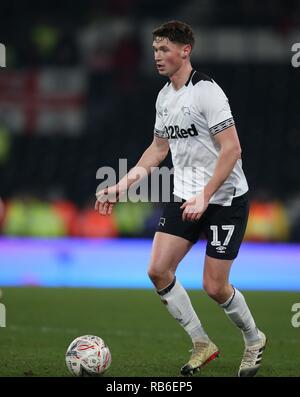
top-left (180, 193), bottom-right (209, 222)
top-left (95, 185), bottom-right (125, 215)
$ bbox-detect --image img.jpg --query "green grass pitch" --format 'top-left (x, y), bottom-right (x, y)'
top-left (0, 287), bottom-right (299, 377)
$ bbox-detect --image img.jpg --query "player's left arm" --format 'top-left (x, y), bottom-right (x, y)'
top-left (181, 125), bottom-right (241, 221)
top-left (204, 125), bottom-right (241, 199)
top-left (181, 81), bottom-right (242, 221)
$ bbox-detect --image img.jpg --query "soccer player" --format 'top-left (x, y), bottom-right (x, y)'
top-left (95, 21), bottom-right (267, 377)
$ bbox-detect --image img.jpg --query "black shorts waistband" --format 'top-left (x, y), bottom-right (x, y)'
top-left (232, 191), bottom-right (249, 203)
top-left (172, 191), bottom-right (249, 205)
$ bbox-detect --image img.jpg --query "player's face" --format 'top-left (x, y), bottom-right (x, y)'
top-left (153, 37), bottom-right (187, 77)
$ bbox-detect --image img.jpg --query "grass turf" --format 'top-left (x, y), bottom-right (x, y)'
top-left (0, 287), bottom-right (299, 377)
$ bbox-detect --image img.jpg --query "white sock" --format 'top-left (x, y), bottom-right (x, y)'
top-left (157, 277), bottom-right (210, 344)
top-left (220, 287), bottom-right (260, 346)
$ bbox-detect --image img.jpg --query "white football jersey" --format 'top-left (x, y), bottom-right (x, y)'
top-left (154, 70), bottom-right (248, 206)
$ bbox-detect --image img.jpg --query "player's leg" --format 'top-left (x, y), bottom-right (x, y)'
top-left (148, 231), bottom-right (219, 376)
top-left (148, 231), bottom-right (210, 344)
top-left (203, 255), bottom-right (262, 345)
top-left (150, 196), bottom-right (220, 375)
top-left (203, 192), bottom-right (267, 376)
top-left (203, 255), bottom-right (266, 377)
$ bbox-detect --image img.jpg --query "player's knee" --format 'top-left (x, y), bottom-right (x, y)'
top-left (147, 266), bottom-right (164, 283)
top-left (203, 281), bottom-right (225, 301)
top-left (147, 263), bottom-right (174, 286)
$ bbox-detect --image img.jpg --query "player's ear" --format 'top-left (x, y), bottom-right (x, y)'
top-left (181, 44), bottom-right (191, 59)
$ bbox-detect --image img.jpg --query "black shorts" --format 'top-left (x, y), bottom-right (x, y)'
top-left (156, 192), bottom-right (250, 260)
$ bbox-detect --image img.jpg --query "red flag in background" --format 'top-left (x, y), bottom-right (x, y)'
top-left (0, 69), bottom-right (86, 134)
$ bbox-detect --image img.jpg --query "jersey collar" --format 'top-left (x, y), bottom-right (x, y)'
top-left (185, 69), bottom-right (196, 86)
top-left (168, 69), bottom-right (197, 92)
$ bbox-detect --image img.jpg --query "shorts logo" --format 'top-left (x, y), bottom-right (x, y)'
top-left (216, 246), bottom-right (227, 253)
top-left (159, 217), bottom-right (166, 227)
top-left (163, 108), bottom-right (168, 117)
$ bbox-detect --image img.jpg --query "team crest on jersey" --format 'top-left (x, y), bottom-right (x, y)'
top-left (181, 106), bottom-right (190, 116)
top-left (163, 108), bottom-right (168, 117)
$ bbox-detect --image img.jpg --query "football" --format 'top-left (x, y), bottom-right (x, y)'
top-left (65, 335), bottom-right (111, 376)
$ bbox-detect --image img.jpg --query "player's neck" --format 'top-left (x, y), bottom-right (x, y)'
top-left (169, 64), bottom-right (193, 91)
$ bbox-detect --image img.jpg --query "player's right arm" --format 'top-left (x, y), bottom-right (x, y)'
top-left (95, 136), bottom-right (169, 215)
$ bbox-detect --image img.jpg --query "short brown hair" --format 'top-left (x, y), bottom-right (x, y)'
top-left (152, 20), bottom-right (195, 49)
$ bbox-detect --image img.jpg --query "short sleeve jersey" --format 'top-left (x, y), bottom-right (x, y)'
top-left (154, 70), bottom-right (248, 206)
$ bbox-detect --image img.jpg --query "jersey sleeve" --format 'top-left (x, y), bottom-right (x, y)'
top-left (198, 81), bottom-right (235, 136)
top-left (154, 95), bottom-right (168, 138)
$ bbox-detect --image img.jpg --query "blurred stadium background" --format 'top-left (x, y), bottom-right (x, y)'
top-left (1, 0), bottom-right (300, 378)
top-left (1, 0), bottom-right (300, 290)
